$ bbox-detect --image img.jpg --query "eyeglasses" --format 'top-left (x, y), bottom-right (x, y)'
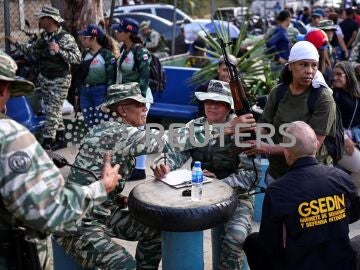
top-left (332, 72), bottom-right (346, 78)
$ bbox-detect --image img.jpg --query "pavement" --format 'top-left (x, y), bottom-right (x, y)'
top-left (54, 144), bottom-right (360, 270)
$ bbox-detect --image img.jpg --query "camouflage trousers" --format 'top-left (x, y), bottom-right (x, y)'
top-left (57, 209), bottom-right (161, 270)
top-left (216, 196), bottom-right (254, 270)
top-left (38, 73), bottom-right (71, 139)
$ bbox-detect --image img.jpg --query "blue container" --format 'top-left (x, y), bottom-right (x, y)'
top-left (162, 231), bottom-right (204, 270)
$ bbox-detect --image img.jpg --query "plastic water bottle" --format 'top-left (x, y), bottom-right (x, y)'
top-left (191, 161), bottom-right (203, 201)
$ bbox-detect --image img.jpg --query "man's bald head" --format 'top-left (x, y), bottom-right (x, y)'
top-left (283, 121), bottom-right (319, 165)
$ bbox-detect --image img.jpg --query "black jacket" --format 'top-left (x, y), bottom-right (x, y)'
top-left (259, 157), bottom-right (360, 270)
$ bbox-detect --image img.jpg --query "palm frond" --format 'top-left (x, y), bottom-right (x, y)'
top-left (189, 17), bottom-right (277, 97)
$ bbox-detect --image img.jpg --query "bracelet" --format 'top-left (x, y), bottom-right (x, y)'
top-left (268, 145), bottom-right (271, 156)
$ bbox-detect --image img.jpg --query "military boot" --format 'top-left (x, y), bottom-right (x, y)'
top-left (51, 130), bottom-right (67, 151)
top-left (41, 137), bottom-right (54, 150)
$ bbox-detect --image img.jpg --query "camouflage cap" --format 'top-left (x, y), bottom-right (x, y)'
top-left (35, 5), bottom-right (64, 23)
top-left (318, 20), bottom-right (337, 31)
top-left (195, 79), bottom-right (234, 109)
top-left (0, 50), bottom-right (34, 96)
top-left (102, 82), bottom-right (150, 108)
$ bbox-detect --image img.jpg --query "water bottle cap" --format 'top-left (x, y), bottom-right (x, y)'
top-left (194, 161), bottom-right (201, 168)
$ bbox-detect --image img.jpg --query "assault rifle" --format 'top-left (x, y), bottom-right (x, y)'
top-left (219, 38), bottom-right (251, 116)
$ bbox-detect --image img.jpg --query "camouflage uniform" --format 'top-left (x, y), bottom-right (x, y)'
top-left (154, 80), bottom-right (260, 270)
top-left (139, 21), bottom-right (170, 59)
top-left (14, 7), bottom-right (81, 140)
top-left (0, 49), bottom-right (108, 270)
top-left (58, 82), bottom-right (223, 269)
top-left (349, 30), bottom-right (360, 63)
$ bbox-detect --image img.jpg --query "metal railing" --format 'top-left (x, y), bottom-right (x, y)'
top-left (1, 0), bottom-right (50, 53)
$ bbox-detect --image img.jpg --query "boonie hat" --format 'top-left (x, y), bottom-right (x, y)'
top-left (0, 50), bottom-right (34, 96)
top-left (35, 5), bottom-right (64, 23)
top-left (139, 20), bottom-right (151, 31)
top-left (318, 20), bottom-right (337, 31)
top-left (101, 82), bottom-right (150, 109)
top-left (218, 54), bottom-right (238, 66)
top-left (195, 80), bottom-right (234, 109)
top-left (111, 18), bottom-right (139, 35)
top-left (78, 24), bottom-right (105, 41)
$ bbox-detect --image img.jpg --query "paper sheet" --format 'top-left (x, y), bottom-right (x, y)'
top-left (161, 169), bottom-right (212, 188)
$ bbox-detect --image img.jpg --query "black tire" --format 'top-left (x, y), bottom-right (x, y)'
top-left (128, 189), bottom-right (237, 232)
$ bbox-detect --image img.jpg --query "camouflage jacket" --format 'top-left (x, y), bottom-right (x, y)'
top-left (154, 116), bottom-right (260, 196)
top-left (0, 119), bottom-right (107, 234)
top-left (15, 26), bottom-right (81, 67)
top-left (349, 31), bottom-right (360, 62)
top-left (67, 118), bottom-right (223, 228)
top-left (144, 29), bottom-right (169, 53)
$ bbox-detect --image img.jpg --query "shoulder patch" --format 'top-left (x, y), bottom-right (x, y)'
top-left (8, 151), bottom-right (32, 173)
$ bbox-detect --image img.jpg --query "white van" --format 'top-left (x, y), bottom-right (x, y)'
top-left (112, 4), bottom-right (193, 23)
top-left (251, 0), bottom-right (310, 16)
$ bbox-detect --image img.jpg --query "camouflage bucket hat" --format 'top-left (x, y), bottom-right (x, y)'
top-left (318, 20), bottom-right (337, 31)
top-left (195, 79), bottom-right (234, 109)
top-left (35, 5), bottom-right (64, 23)
top-left (102, 82), bottom-right (150, 109)
top-left (139, 20), bottom-right (151, 31)
top-left (0, 51), bottom-right (34, 96)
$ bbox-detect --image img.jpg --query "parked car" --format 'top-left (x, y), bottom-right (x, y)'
top-left (213, 7), bottom-right (249, 22)
top-left (112, 3), bottom-right (193, 23)
top-left (184, 19), bottom-right (240, 43)
top-left (113, 12), bottom-right (182, 49)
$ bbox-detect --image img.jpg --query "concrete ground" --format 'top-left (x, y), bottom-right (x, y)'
top-left (54, 144), bottom-right (360, 270)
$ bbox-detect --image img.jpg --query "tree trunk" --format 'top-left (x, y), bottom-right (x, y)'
top-left (51, 0), bottom-right (103, 35)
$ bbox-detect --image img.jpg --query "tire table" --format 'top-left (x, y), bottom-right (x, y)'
top-left (128, 179), bottom-right (237, 270)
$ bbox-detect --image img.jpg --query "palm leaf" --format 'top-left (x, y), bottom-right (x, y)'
top-left (189, 17), bottom-right (277, 98)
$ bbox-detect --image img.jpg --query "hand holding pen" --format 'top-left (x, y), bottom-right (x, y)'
top-left (151, 153), bottom-right (170, 179)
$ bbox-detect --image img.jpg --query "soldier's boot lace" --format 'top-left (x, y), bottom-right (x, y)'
top-left (51, 130), bottom-right (67, 151)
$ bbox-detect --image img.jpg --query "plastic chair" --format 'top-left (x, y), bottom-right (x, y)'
top-left (6, 96), bottom-right (44, 133)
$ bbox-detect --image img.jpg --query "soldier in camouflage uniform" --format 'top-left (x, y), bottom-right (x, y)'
top-left (153, 80), bottom-right (260, 270)
top-left (0, 50), bottom-right (121, 269)
top-left (57, 82), bottom-right (247, 269)
top-left (7, 5), bottom-right (81, 150)
top-left (139, 20), bottom-right (170, 59)
top-left (349, 30), bottom-right (360, 63)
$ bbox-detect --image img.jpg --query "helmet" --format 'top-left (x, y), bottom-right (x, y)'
top-left (305, 29), bottom-right (328, 50)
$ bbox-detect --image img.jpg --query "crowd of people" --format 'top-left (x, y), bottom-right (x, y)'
top-left (1, 3), bottom-right (360, 270)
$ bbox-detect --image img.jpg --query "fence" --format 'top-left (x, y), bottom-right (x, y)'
top-left (1, 0), bottom-right (50, 52)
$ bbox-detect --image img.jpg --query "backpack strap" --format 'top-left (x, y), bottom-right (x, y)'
top-left (274, 83), bottom-right (289, 112)
top-left (119, 44), bottom-right (142, 72)
top-left (307, 87), bottom-right (324, 115)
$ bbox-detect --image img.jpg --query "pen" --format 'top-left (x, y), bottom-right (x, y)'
top-left (164, 152), bottom-right (167, 166)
